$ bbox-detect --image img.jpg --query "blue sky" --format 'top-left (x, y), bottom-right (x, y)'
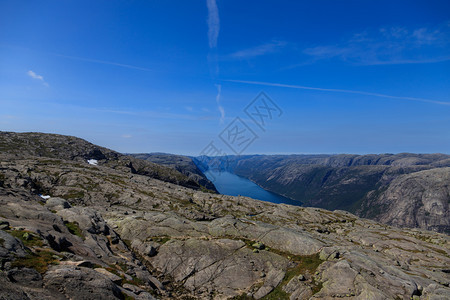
top-left (0, 0), bottom-right (449, 155)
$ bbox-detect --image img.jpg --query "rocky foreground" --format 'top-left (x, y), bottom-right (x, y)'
top-left (0, 132), bottom-right (449, 299)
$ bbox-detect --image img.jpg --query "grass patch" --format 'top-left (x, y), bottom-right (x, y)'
top-left (63, 190), bottom-right (85, 199)
top-left (262, 288), bottom-right (289, 299)
top-left (105, 192), bottom-right (120, 201)
top-left (8, 230), bottom-right (44, 247)
top-left (231, 294), bottom-right (254, 300)
top-left (261, 253), bottom-right (323, 299)
top-left (123, 239), bottom-right (132, 248)
top-left (148, 236), bottom-right (171, 244)
top-left (426, 245), bottom-right (448, 257)
top-left (106, 264), bottom-right (145, 288)
top-left (123, 275), bottom-right (145, 287)
top-left (12, 249), bottom-right (60, 274)
top-left (311, 278), bottom-right (323, 294)
top-left (0, 173), bottom-right (5, 187)
top-left (116, 261), bottom-right (128, 272)
top-left (64, 221), bottom-right (84, 239)
top-left (138, 189), bottom-right (155, 198)
top-left (120, 291), bottom-right (135, 300)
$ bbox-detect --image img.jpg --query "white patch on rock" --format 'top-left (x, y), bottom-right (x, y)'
top-left (40, 195), bottom-right (51, 199)
top-left (87, 159), bottom-right (98, 166)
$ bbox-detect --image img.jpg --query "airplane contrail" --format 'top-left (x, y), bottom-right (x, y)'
top-left (224, 79), bottom-right (450, 106)
top-left (55, 54), bottom-right (152, 72)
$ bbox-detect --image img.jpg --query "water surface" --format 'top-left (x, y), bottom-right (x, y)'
top-left (204, 170), bottom-right (302, 206)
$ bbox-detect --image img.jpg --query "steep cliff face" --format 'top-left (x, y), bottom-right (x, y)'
top-left (198, 154), bottom-right (450, 233)
top-left (130, 153), bottom-right (217, 192)
top-left (358, 168), bottom-right (450, 234)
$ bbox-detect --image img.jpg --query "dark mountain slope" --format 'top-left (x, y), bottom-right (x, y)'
top-left (130, 153), bottom-right (217, 192)
top-left (197, 154), bottom-right (450, 233)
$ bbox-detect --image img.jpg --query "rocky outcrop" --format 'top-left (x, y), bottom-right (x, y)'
top-left (0, 132), bottom-right (449, 299)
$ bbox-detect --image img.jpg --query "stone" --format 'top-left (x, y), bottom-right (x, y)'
top-left (94, 268), bottom-right (123, 284)
top-left (7, 268), bottom-right (42, 287)
top-left (45, 197), bottom-right (71, 211)
top-left (44, 266), bottom-right (123, 299)
top-left (252, 242), bottom-right (265, 250)
top-left (0, 221), bottom-right (10, 230)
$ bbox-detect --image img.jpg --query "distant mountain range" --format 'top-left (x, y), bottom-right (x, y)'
top-left (195, 154), bottom-right (450, 234)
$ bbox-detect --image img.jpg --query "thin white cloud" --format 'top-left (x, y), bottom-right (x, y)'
top-left (227, 40), bottom-right (287, 59)
top-left (302, 22), bottom-right (450, 65)
top-left (215, 84), bottom-right (225, 123)
top-left (27, 70), bottom-right (49, 86)
top-left (27, 70), bottom-right (43, 80)
top-left (207, 0), bottom-right (220, 48)
top-left (121, 134), bottom-right (132, 138)
top-left (55, 54), bottom-right (152, 72)
top-left (224, 79), bottom-right (450, 106)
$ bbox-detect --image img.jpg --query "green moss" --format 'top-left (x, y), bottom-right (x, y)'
top-left (64, 221), bottom-right (84, 239)
top-left (8, 230), bottom-right (44, 247)
top-left (0, 237), bottom-right (4, 246)
top-left (12, 249), bottom-right (60, 274)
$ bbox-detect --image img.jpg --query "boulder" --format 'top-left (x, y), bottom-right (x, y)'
top-left (44, 266), bottom-right (123, 299)
top-left (45, 197), bottom-right (71, 211)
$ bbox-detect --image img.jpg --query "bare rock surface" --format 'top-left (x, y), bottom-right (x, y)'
top-left (0, 131), bottom-right (449, 299)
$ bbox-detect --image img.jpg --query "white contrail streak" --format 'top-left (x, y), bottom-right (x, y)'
top-left (224, 79), bottom-right (450, 106)
top-left (55, 54), bottom-right (152, 72)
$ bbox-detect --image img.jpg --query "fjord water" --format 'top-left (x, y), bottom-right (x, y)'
top-left (204, 170), bottom-right (302, 206)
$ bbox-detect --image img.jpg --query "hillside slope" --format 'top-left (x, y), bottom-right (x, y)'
top-left (130, 153), bottom-right (217, 192)
top-left (197, 154), bottom-right (450, 233)
top-left (0, 131), bottom-right (212, 191)
top-left (0, 132), bottom-right (449, 299)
